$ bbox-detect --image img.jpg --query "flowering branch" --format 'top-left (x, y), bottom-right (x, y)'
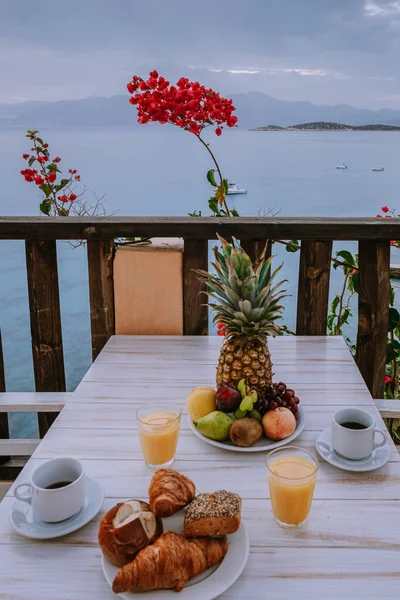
top-left (126, 71), bottom-right (238, 217)
top-left (21, 130), bottom-right (106, 220)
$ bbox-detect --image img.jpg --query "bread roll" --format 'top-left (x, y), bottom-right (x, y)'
top-left (184, 490), bottom-right (241, 537)
top-left (98, 499), bottom-right (163, 567)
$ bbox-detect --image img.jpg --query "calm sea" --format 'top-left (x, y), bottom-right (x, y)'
top-left (1, 127), bottom-right (400, 413)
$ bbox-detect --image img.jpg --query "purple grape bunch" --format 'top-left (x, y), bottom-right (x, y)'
top-left (254, 382), bottom-right (300, 419)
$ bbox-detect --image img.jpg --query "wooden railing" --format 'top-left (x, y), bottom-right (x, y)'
top-left (0, 216), bottom-right (399, 435)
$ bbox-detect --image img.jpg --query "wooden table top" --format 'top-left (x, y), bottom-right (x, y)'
top-left (1, 335), bottom-right (399, 599)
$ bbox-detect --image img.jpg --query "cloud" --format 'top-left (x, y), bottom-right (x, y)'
top-left (0, 0), bottom-right (399, 108)
top-left (364, 1), bottom-right (400, 16)
top-left (227, 69), bottom-right (260, 75)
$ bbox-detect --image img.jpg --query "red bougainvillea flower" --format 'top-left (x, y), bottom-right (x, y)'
top-left (382, 205), bottom-right (389, 213)
top-left (376, 214), bottom-right (382, 218)
top-left (53, 156), bottom-right (61, 163)
top-left (385, 214), bottom-right (392, 218)
top-left (58, 194), bottom-right (68, 202)
top-left (126, 71), bottom-right (238, 136)
top-left (217, 322), bottom-right (228, 337)
top-left (391, 240), bottom-right (397, 246)
top-left (69, 193), bottom-right (77, 201)
top-left (37, 155), bottom-right (47, 164)
top-left (384, 375), bottom-right (392, 384)
top-left (34, 174), bottom-right (45, 185)
top-left (46, 172), bottom-right (57, 183)
top-left (22, 153), bottom-right (29, 160)
top-left (74, 175), bottom-right (81, 180)
top-left (20, 168), bottom-right (36, 182)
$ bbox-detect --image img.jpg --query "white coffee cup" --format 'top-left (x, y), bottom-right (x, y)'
top-left (332, 408), bottom-right (387, 461)
top-left (14, 457), bottom-right (85, 522)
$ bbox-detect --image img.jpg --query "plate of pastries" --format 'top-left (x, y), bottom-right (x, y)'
top-left (98, 468), bottom-right (249, 598)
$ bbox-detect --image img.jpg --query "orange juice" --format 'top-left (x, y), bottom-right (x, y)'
top-left (137, 408), bottom-right (181, 467)
top-left (266, 447), bottom-right (318, 527)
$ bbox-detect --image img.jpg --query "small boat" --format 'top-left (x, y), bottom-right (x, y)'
top-left (227, 182), bottom-right (247, 195)
top-left (336, 163), bottom-right (347, 170)
top-left (372, 166), bottom-right (384, 171)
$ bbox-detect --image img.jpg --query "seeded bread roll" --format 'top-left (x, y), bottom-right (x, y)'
top-left (184, 490), bottom-right (241, 537)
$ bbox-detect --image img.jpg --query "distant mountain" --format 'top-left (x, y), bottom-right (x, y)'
top-left (252, 121), bottom-right (400, 131)
top-left (2, 93), bottom-right (400, 129)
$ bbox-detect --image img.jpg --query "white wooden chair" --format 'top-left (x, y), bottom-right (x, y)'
top-left (375, 400), bottom-right (400, 444)
top-left (0, 393), bottom-right (70, 500)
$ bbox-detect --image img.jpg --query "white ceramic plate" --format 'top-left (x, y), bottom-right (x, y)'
top-left (102, 511), bottom-right (249, 600)
top-left (10, 476), bottom-right (104, 540)
top-left (316, 427), bottom-right (391, 472)
top-left (188, 406), bottom-right (306, 452)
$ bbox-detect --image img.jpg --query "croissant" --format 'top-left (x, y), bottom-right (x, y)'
top-left (112, 531), bottom-right (228, 593)
top-left (149, 468), bottom-right (196, 518)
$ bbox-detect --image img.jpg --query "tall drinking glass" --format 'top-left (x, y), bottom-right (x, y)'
top-left (266, 446), bottom-right (318, 528)
top-left (136, 404), bottom-right (181, 468)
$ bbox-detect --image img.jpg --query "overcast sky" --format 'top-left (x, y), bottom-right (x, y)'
top-left (1, 0), bottom-right (400, 108)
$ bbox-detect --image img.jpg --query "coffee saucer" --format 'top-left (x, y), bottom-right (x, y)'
top-left (10, 475), bottom-right (104, 539)
top-left (316, 428), bottom-right (391, 472)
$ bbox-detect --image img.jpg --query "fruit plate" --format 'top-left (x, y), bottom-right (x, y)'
top-left (188, 406), bottom-right (306, 452)
top-left (102, 511), bottom-right (249, 599)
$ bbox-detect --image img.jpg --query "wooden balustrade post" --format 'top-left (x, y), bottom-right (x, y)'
top-left (183, 239), bottom-right (208, 335)
top-left (356, 240), bottom-right (390, 398)
top-left (25, 240), bottom-right (65, 437)
top-left (87, 239), bottom-right (115, 360)
top-left (296, 240), bottom-right (333, 335)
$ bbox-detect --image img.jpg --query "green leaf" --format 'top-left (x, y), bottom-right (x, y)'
top-left (55, 178), bottom-right (70, 192)
top-left (206, 169), bottom-right (218, 187)
top-left (339, 308), bottom-right (350, 325)
top-left (388, 307), bottom-right (400, 332)
top-left (231, 208), bottom-right (240, 216)
top-left (330, 295), bottom-right (340, 314)
top-left (390, 284), bottom-right (395, 307)
top-left (386, 339), bottom-right (400, 363)
top-left (336, 250), bottom-right (355, 267)
top-left (348, 272), bottom-right (359, 294)
top-left (208, 196), bottom-right (219, 214)
top-left (36, 137), bottom-right (44, 146)
top-left (28, 156), bottom-right (36, 166)
top-left (39, 183), bottom-right (52, 197)
top-left (286, 240), bottom-right (298, 253)
top-left (47, 163), bottom-right (61, 173)
top-left (327, 314), bottom-right (335, 331)
top-left (223, 179), bottom-right (229, 194)
top-left (39, 199), bottom-right (52, 216)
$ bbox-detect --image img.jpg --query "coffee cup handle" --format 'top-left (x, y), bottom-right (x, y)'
top-left (373, 428), bottom-right (387, 450)
top-left (14, 483), bottom-right (33, 505)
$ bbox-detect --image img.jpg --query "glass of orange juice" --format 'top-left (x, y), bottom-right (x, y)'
top-left (266, 446), bottom-right (318, 528)
top-left (136, 404), bottom-right (182, 468)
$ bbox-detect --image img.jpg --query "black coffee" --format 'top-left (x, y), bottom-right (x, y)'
top-left (340, 421), bottom-right (367, 430)
top-left (45, 481), bottom-right (73, 490)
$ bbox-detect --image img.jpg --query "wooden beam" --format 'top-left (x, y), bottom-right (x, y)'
top-left (356, 240), bottom-right (390, 398)
top-left (25, 240), bottom-right (65, 437)
top-left (183, 239), bottom-right (208, 335)
top-left (296, 240), bottom-right (333, 335)
top-left (87, 239), bottom-right (115, 361)
top-left (1, 216), bottom-right (400, 241)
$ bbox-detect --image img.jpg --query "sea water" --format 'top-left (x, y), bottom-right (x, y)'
top-left (1, 126), bottom-right (399, 412)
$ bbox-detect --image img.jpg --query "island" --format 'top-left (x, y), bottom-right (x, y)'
top-left (251, 121), bottom-right (400, 131)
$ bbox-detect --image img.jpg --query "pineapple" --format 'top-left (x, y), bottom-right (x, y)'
top-left (196, 235), bottom-right (286, 389)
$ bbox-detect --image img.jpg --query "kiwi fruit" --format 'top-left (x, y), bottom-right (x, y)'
top-left (229, 418), bottom-right (263, 447)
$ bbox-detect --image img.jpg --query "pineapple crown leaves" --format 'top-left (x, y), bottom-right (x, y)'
top-left (195, 235), bottom-right (288, 339)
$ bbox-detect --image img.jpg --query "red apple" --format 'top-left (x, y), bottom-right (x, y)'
top-left (216, 385), bottom-right (241, 413)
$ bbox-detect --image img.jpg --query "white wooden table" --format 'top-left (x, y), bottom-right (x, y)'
top-left (1, 335), bottom-right (400, 599)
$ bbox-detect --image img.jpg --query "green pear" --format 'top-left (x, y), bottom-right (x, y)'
top-left (194, 411), bottom-right (234, 441)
